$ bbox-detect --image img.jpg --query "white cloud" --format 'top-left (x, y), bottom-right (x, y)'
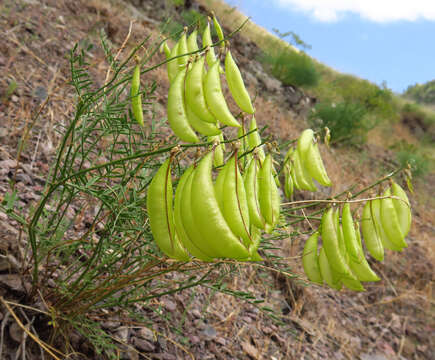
top-left (276, 0), bottom-right (435, 22)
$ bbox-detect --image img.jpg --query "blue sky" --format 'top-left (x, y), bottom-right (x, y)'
top-left (225, 0), bottom-right (435, 93)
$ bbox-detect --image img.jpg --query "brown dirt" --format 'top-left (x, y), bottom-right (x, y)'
top-left (0, 0), bottom-right (433, 359)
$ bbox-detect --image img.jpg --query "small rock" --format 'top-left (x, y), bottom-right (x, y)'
top-left (214, 337), bottom-right (226, 346)
top-left (360, 353), bottom-right (388, 360)
top-left (242, 341), bottom-right (259, 359)
top-left (101, 320), bottom-right (121, 329)
top-left (132, 337), bottom-right (155, 352)
top-left (0, 258), bottom-right (10, 272)
top-left (9, 322), bottom-right (23, 343)
top-left (15, 172), bottom-right (33, 185)
top-left (137, 327), bottom-right (154, 341)
top-left (11, 95), bottom-right (19, 103)
top-left (0, 159), bottom-right (17, 171)
top-left (189, 335), bottom-right (200, 344)
top-left (33, 86), bottom-right (47, 101)
top-left (202, 324), bottom-right (217, 339)
top-left (242, 316), bottom-right (252, 323)
top-left (162, 299), bottom-right (176, 312)
top-left (262, 326), bottom-right (273, 335)
top-left (0, 274), bottom-right (24, 293)
top-left (190, 309), bottom-right (201, 318)
top-left (115, 327), bottom-right (129, 343)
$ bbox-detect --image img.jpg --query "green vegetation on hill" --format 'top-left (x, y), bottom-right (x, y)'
top-left (404, 80), bottom-right (435, 105)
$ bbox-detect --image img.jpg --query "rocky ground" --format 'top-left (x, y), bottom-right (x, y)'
top-left (0, 0), bottom-right (433, 359)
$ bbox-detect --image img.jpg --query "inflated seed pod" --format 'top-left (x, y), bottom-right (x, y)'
top-left (258, 154), bottom-right (280, 229)
top-left (177, 31), bottom-right (188, 67)
top-left (185, 103), bottom-right (221, 137)
top-left (225, 50), bottom-right (255, 114)
top-left (244, 157), bottom-right (266, 229)
top-left (212, 12), bottom-right (225, 46)
top-left (284, 163), bottom-right (294, 198)
top-left (342, 203), bottom-right (361, 261)
top-left (190, 152), bottom-right (249, 259)
top-left (185, 56), bottom-right (216, 123)
top-left (293, 149), bottom-right (317, 192)
top-left (202, 21), bottom-right (217, 68)
top-left (222, 154), bottom-right (251, 247)
top-left (214, 159), bottom-right (230, 212)
top-left (204, 60), bottom-right (240, 128)
top-left (160, 41), bottom-right (171, 58)
top-left (297, 129), bottom-right (314, 160)
top-left (180, 165), bottom-right (217, 258)
top-left (380, 188), bottom-right (407, 248)
top-left (318, 247), bottom-right (342, 290)
top-left (371, 198), bottom-right (403, 252)
top-left (361, 200), bottom-right (384, 261)
top-left (147, 158), bottom-right (189, 261)
top-left (305, 142), bottom-right (331, 187)
top-left (167, 41), bottom-right (180, 83)
top-left (167, 69), bottom-right (199, 143)
top-left (209, 133), bottom-right (225, 167)
top-left (321, 208), bottom-right (353, 277)
top-left (391, 181), bottom-right (411, 237)
top-left (247, 117), bottom-right (264, 151)
top-left (247, 224), bottom-right (263, 261)
top-left (186, 29), bottom-right (199, 53)
top-left (131, 64), bottom-right (144, 126)
top-left (302, 232), bottom-right (323, 284)
top-left (348, 222), bottom-right (380, 282)
top-left (174, 166), bottom-right (213, 261)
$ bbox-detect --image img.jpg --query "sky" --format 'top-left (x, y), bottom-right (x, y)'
top-left (225, 0), bottom-right (435, 93)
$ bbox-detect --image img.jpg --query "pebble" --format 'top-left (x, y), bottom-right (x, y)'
top-left (132, 337), bottom-right (155, 352)
top-left (137, 327), bottom-right (154, 341)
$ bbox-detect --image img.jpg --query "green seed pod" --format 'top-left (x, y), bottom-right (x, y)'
top-left (186, 29), bottom-right (199, 53)
top-left (212, 12), bottom-right (225, 46)
top-left (204, 60), bottom-right (240, 128)
top-left (180, 166), bottom-right (217, 259)
top-left (258, 154), bottom-right (280, 229)
top-left (147, 159), bottom-right (189, 261)
top-left (305, 142), bottom-right (331, 187)
top-left (185, 56), bottom-right (216, 123)
top-left (190, 152), bottom-right (249, 259)
top-left (321, 208), bottom-right (353, 277)
top-left (348, 222), bottom-right (380, 282)
top-left (225, 50), bottom-right (255, 114)
top-left (361, 200), bottom-right (384, 261)
top-left (174, 166), bottom-right (213, 261)
top-left (380, 188), bottom-right (407, 248)
top-left (202, 21), bottom-right (217, 68)
top-left (244, 158), bottom-right (266, 229)
top-left (371, 198), bottom-right (403, 252)
top-left (167, 70), bottom-right (199, 143)
top-left (131, 64), bottom-right (144, 127)
top-left (177, 32), bottom-right (188, 66)
top-left (167, 41), bottom-right (180, 83)
top-left (222, 154), bottom-right (251, 247)
top-left (342, 203), bottom-right (361, 261)
top-left (318, 247), bottom-right (342, 290)
top-left (391, 181), bottom-right (411, 237)
top-left (302, 232), bottom-right (323, 284)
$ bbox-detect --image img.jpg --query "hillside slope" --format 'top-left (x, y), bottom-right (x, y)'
top-left (0, 0), bottom-right (433, 359)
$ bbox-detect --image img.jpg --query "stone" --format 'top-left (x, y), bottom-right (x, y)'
top-left (202, 324), bottom-right (217, 339)
top-left (132, 337), bottom-right (155, 352)
top-left (137, 327), bottom-right (154, 342)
